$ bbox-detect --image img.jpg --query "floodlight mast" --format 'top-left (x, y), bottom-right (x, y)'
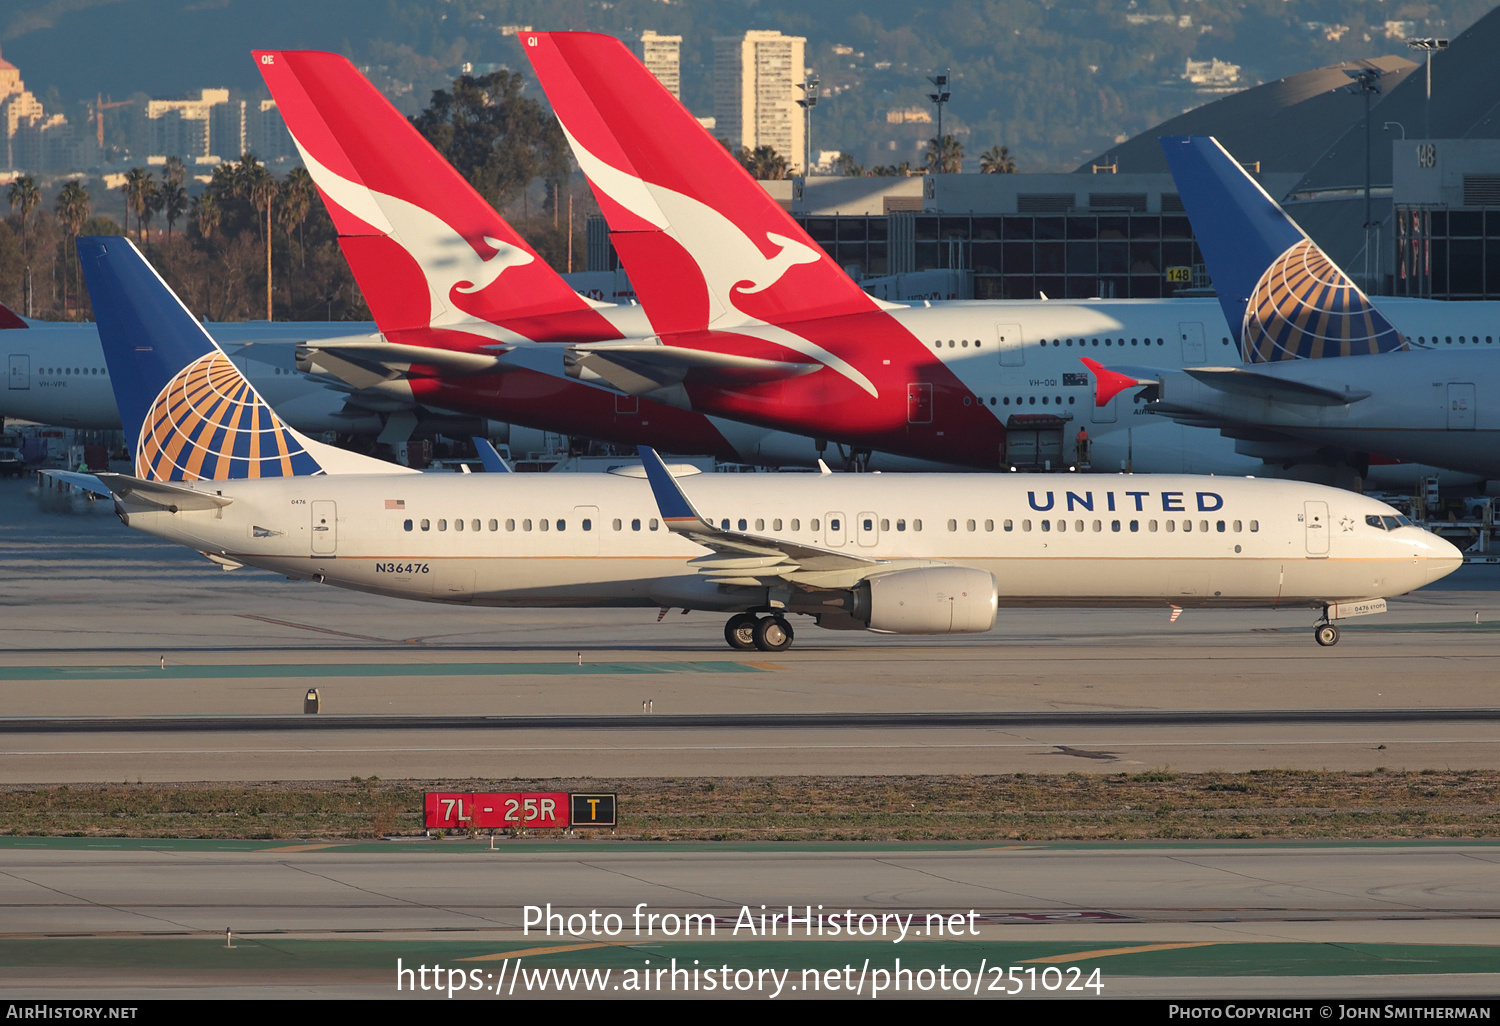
top-left (928, 70), bottom-right (951, 167)
top-left (796, 73), bottom-right (819, 175)
top-left (1406, 37), bottom-right (1448, 139)
top-left (1344, 65), bottom-right (1384, 292)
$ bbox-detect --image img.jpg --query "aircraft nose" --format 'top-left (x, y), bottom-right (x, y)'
top-left (1420, 532), bottom-right (1464, 585)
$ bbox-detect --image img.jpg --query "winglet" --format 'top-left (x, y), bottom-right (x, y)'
top-left (637, 446), bottom-right (709, 530)
top-left (1080, 357), bottom-right (1154, 407)
top-left (0, 300), bottom-right (27, 329)
top-left (472, 437), bottom-right (511, 473)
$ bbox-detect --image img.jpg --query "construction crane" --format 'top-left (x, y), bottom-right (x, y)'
top-left (91, 93), bottom-right (133, 150)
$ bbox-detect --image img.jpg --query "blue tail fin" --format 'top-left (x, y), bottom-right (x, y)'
top-left (1160, 136), bottom-right (1405, 363)
top-left (78, 237), bottom-right (401, 481)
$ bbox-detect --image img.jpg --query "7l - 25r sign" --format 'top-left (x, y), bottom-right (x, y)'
top-left (424, 791), bottom-right (568, 829)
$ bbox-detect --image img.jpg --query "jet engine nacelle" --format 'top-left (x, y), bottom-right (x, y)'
top-left (852, 566), bottom-right (998, 634)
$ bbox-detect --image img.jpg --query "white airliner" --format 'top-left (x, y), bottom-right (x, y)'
top-left (54, 237), bottom-right (1460, 650)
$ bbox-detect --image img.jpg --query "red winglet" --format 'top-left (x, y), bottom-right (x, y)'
top-left (0, 301), bottom-right (27, 329)
top-left (1080, 357), bottom-right (1144, 407)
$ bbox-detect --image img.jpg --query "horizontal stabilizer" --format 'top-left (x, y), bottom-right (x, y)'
top-left (37, 469), bottom-right (111, 498)
top-left (299, 338), bottom-right (509, 378)
top-left (567, 341), bottom-right (821, 396)
top-left (96, 473), bottom-right (234, 511)
top-left (1184, 367), bottom-right (1370, 406)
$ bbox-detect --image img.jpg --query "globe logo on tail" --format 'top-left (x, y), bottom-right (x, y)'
top-left (1241, 239), bottom-right (1405, 362)
top-left (136, 353), bottom-right (323, 481)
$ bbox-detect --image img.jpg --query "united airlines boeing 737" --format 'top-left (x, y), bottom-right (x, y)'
top-left (57, 236), bottom-right (1460, 649)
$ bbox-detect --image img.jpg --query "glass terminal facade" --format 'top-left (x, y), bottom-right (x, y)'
top-left (791, 212), bottom-right (1208, 300)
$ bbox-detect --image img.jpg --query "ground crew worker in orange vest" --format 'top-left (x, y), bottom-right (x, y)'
top-left (1076, 427), bottom-right (1090, 465)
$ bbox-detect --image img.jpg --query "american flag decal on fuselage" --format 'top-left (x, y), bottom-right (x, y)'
top-left (135, 352), bottom-right (323, 481)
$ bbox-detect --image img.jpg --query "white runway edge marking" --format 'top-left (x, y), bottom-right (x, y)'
top-left (8, 738), bottom-right (1500, 756)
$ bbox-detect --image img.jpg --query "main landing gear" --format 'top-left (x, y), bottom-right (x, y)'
top-left (724, 613), bottom-right (795, 652)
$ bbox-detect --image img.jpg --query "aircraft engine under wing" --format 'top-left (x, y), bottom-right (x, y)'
top-left (565, 339), bottom-right (822, 396)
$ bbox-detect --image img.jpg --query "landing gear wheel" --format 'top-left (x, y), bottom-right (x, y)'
top-left (1314, 623), bottom-right (1340, 647)
top-left (724, 614), bottom-right (758, 651)
top-left (753, 616), bottom-right (794, 653)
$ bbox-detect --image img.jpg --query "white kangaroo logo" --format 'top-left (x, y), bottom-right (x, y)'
top-left (561, 124), bottom-right (876, 396)
top-left (294, 141), bottom-right (533, 330)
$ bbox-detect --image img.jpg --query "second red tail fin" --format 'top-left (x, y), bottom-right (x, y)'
top-left (521, 32), bottom-right (885, 336)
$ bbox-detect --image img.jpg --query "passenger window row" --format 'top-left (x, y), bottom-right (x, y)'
top-left (1007, 519), bottom-right (1260, 534)
top-left (1039, 337), bottom-right (1166, 348)
top-left (402, 517), bottom-right (638, 533)
top-left (1416, 335), bottom-right (1491, 345)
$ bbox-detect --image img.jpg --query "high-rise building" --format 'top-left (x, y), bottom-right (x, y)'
top-left (0, 48), bottom-right (47, 170)
top-left (144, 89), bottom-right (229, 162)
top-left (713, 30), bottom-right (806, 172)
top-left (639, 31), bottom-right (682, 100)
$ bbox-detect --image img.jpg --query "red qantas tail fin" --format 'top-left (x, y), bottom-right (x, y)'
top-left (254, 49), bottom-right (614, 343)
top-left (520, 32), bottom-right (885, 336)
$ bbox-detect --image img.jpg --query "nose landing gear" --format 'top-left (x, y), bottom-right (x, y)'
top-left (1314, 621), bottom-right (1340, 647)
top-left (724, 613), bottom-right (794, 652)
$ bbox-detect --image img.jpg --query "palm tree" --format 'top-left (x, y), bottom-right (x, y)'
top-left (54, 180), bottom-right (91, 316)
top-left (193, 192), bottom-right (221, 241)
top-left (278, 167), bottom-right (314, 265)
top-left (832, 153), bottom-right (864, 177)
top-left (139, 176), bottom-right (162, 245)
top-left (161, 178), bottom-right (188, 240)
top-left (122, 167), bottom-right (152, 240)
top-left (249, 172), bottom-right (277, 320)
top-left (979, 144), bottom-right (1016, 174)
top-left (6, 175), bottom-right (39, 316)
top-left (925, 134), bottom-right (964, 174)
top-left (163, 155), bottom-right (186, 187)
top-left (736, 145), bottom-right (790, 180)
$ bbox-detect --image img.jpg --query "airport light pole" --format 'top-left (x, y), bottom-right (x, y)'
top-left (1406, 38), bottom-right (1448, 139)
top-left (1346, 66), bottom-right (1384, 292)
top-left (928, 71), bottom-right (951, 168)
top-left (796, 73), bottom-right (819, 175)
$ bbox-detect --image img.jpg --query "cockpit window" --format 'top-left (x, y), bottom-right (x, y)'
top-left (1381, 515), bottom-right (1401, 530)
top-left (1395, 515), bottom-right (1414, 527)
top-left (1366, 515), bottom-right (1386, 530)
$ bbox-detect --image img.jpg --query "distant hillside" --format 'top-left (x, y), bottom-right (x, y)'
top-left (3, 0), bottom-right (1492, 171)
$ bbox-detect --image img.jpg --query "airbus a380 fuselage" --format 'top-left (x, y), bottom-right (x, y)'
top-left (114, 470), bottom-right (1456, 621)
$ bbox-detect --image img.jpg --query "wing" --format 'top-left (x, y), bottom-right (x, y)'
top-left (636, 446), bottom-right (942, 588)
